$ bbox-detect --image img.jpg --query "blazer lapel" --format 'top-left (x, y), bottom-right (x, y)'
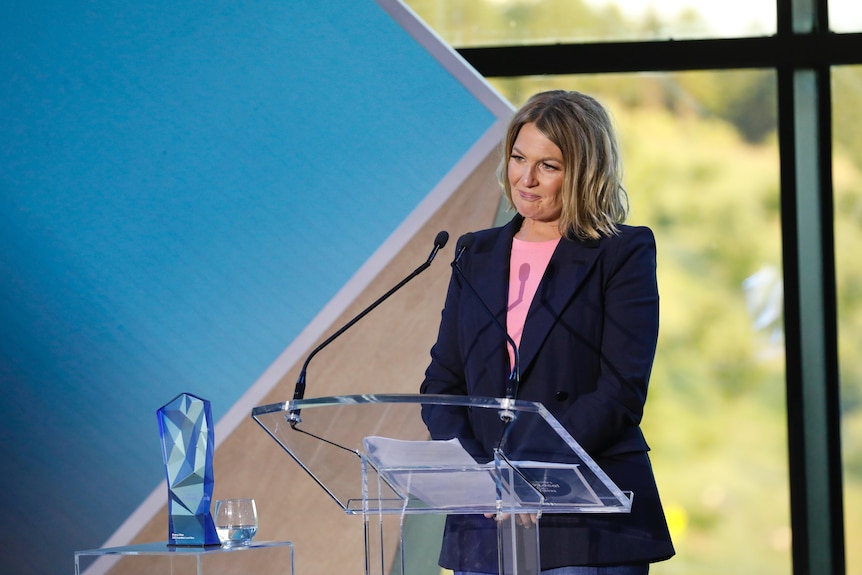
top-left (517, 237), bottom-right (601, 378)
top-left (467, 218), bottom-right (519, 395)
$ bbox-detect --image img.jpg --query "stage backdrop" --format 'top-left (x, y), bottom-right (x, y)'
top-left (0, 1), bottom-right (511, 573)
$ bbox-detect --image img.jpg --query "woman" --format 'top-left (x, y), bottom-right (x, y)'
top-left (420, 90), bottom-right (675, 575)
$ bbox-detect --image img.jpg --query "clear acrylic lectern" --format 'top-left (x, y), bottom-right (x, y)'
top-left (252, 394), bottom-right (631, 575)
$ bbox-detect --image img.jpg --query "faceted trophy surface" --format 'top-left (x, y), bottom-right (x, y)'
top-left (157, 392), bottom-right (220, 546)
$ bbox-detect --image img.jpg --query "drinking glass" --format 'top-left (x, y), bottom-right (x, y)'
top-left (213, 498), bottom-right (258, 546)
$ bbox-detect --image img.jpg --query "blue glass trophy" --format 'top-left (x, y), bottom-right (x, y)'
top-left (157, 392), bottom-right (220, 546)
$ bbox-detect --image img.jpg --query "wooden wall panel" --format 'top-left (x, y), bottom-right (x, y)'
top-left (111, 146), bottom-right (504, 575)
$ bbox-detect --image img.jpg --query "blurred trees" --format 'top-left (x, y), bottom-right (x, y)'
top-left (405, 1), bottom-right (862, 573)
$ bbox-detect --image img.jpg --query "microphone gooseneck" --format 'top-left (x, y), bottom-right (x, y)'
top-left (288, 230), bottom-right (450, 425)
top-left (450, 233), bottom-right (521, 422)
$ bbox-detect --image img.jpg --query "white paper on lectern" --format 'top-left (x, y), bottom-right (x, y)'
top-left (363, 436), bottom-right (605, 509)
top-left (363, 436), bottom-right (499, 508)
top-left (364, 436), bottom-right (478, 467)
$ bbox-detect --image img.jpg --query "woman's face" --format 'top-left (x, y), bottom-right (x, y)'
top-left (508, 122), bottom-right (565, 226)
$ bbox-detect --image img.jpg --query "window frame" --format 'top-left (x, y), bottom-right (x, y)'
top-left (454, 1), bottom-right (858, 573)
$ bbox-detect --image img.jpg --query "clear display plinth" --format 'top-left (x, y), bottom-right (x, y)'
top-left (74, 540), bottom-right (294, 575)
top-left (252, 393), bottom-right (632, 575)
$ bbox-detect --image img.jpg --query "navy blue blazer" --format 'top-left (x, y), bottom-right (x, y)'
top-left (421, 215), bottom-right (675, 570)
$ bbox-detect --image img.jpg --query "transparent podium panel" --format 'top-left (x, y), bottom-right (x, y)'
top-left (252, 394), bottom-right (631, 515)
top-left (74, 540), bottom-right (294, 575)
top-left (252, 394), bottom-right (631, 575)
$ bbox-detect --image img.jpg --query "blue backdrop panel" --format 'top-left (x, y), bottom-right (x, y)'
top-left (0, 1), bottom-right (496, 572)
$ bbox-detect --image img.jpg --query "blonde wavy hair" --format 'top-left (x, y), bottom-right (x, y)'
top-left (498, 90), bottom-right (629, 240)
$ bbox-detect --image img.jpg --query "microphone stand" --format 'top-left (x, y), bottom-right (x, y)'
top-left (288, 231), bottom-right (449, 425)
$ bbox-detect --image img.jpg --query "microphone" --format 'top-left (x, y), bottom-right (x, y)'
top-left (450, 233), bottom-right (521, 420)
top-left (288, 230), bottom-right (450, 425)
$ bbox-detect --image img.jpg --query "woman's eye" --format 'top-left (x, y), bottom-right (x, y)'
top-left (543, 162), bottom-right (560, 171)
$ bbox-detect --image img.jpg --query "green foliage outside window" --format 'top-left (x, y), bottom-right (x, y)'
top-left (404, 2), bottom-right (862, 574)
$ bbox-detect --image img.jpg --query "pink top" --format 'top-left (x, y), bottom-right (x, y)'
top-left (507, 237), bottom-right (560, 368)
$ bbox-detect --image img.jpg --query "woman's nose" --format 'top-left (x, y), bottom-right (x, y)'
top-left (519, 165), bottom-right (537, 186)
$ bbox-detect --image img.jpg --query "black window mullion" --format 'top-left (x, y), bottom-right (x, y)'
top-left (455, 2), bottom-right (852, 571)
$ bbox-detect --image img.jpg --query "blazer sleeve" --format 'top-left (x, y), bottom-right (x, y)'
top-left (419, 270), bottom-right (477, 442)
top-left (558, 227), bottom-right (659, 456)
